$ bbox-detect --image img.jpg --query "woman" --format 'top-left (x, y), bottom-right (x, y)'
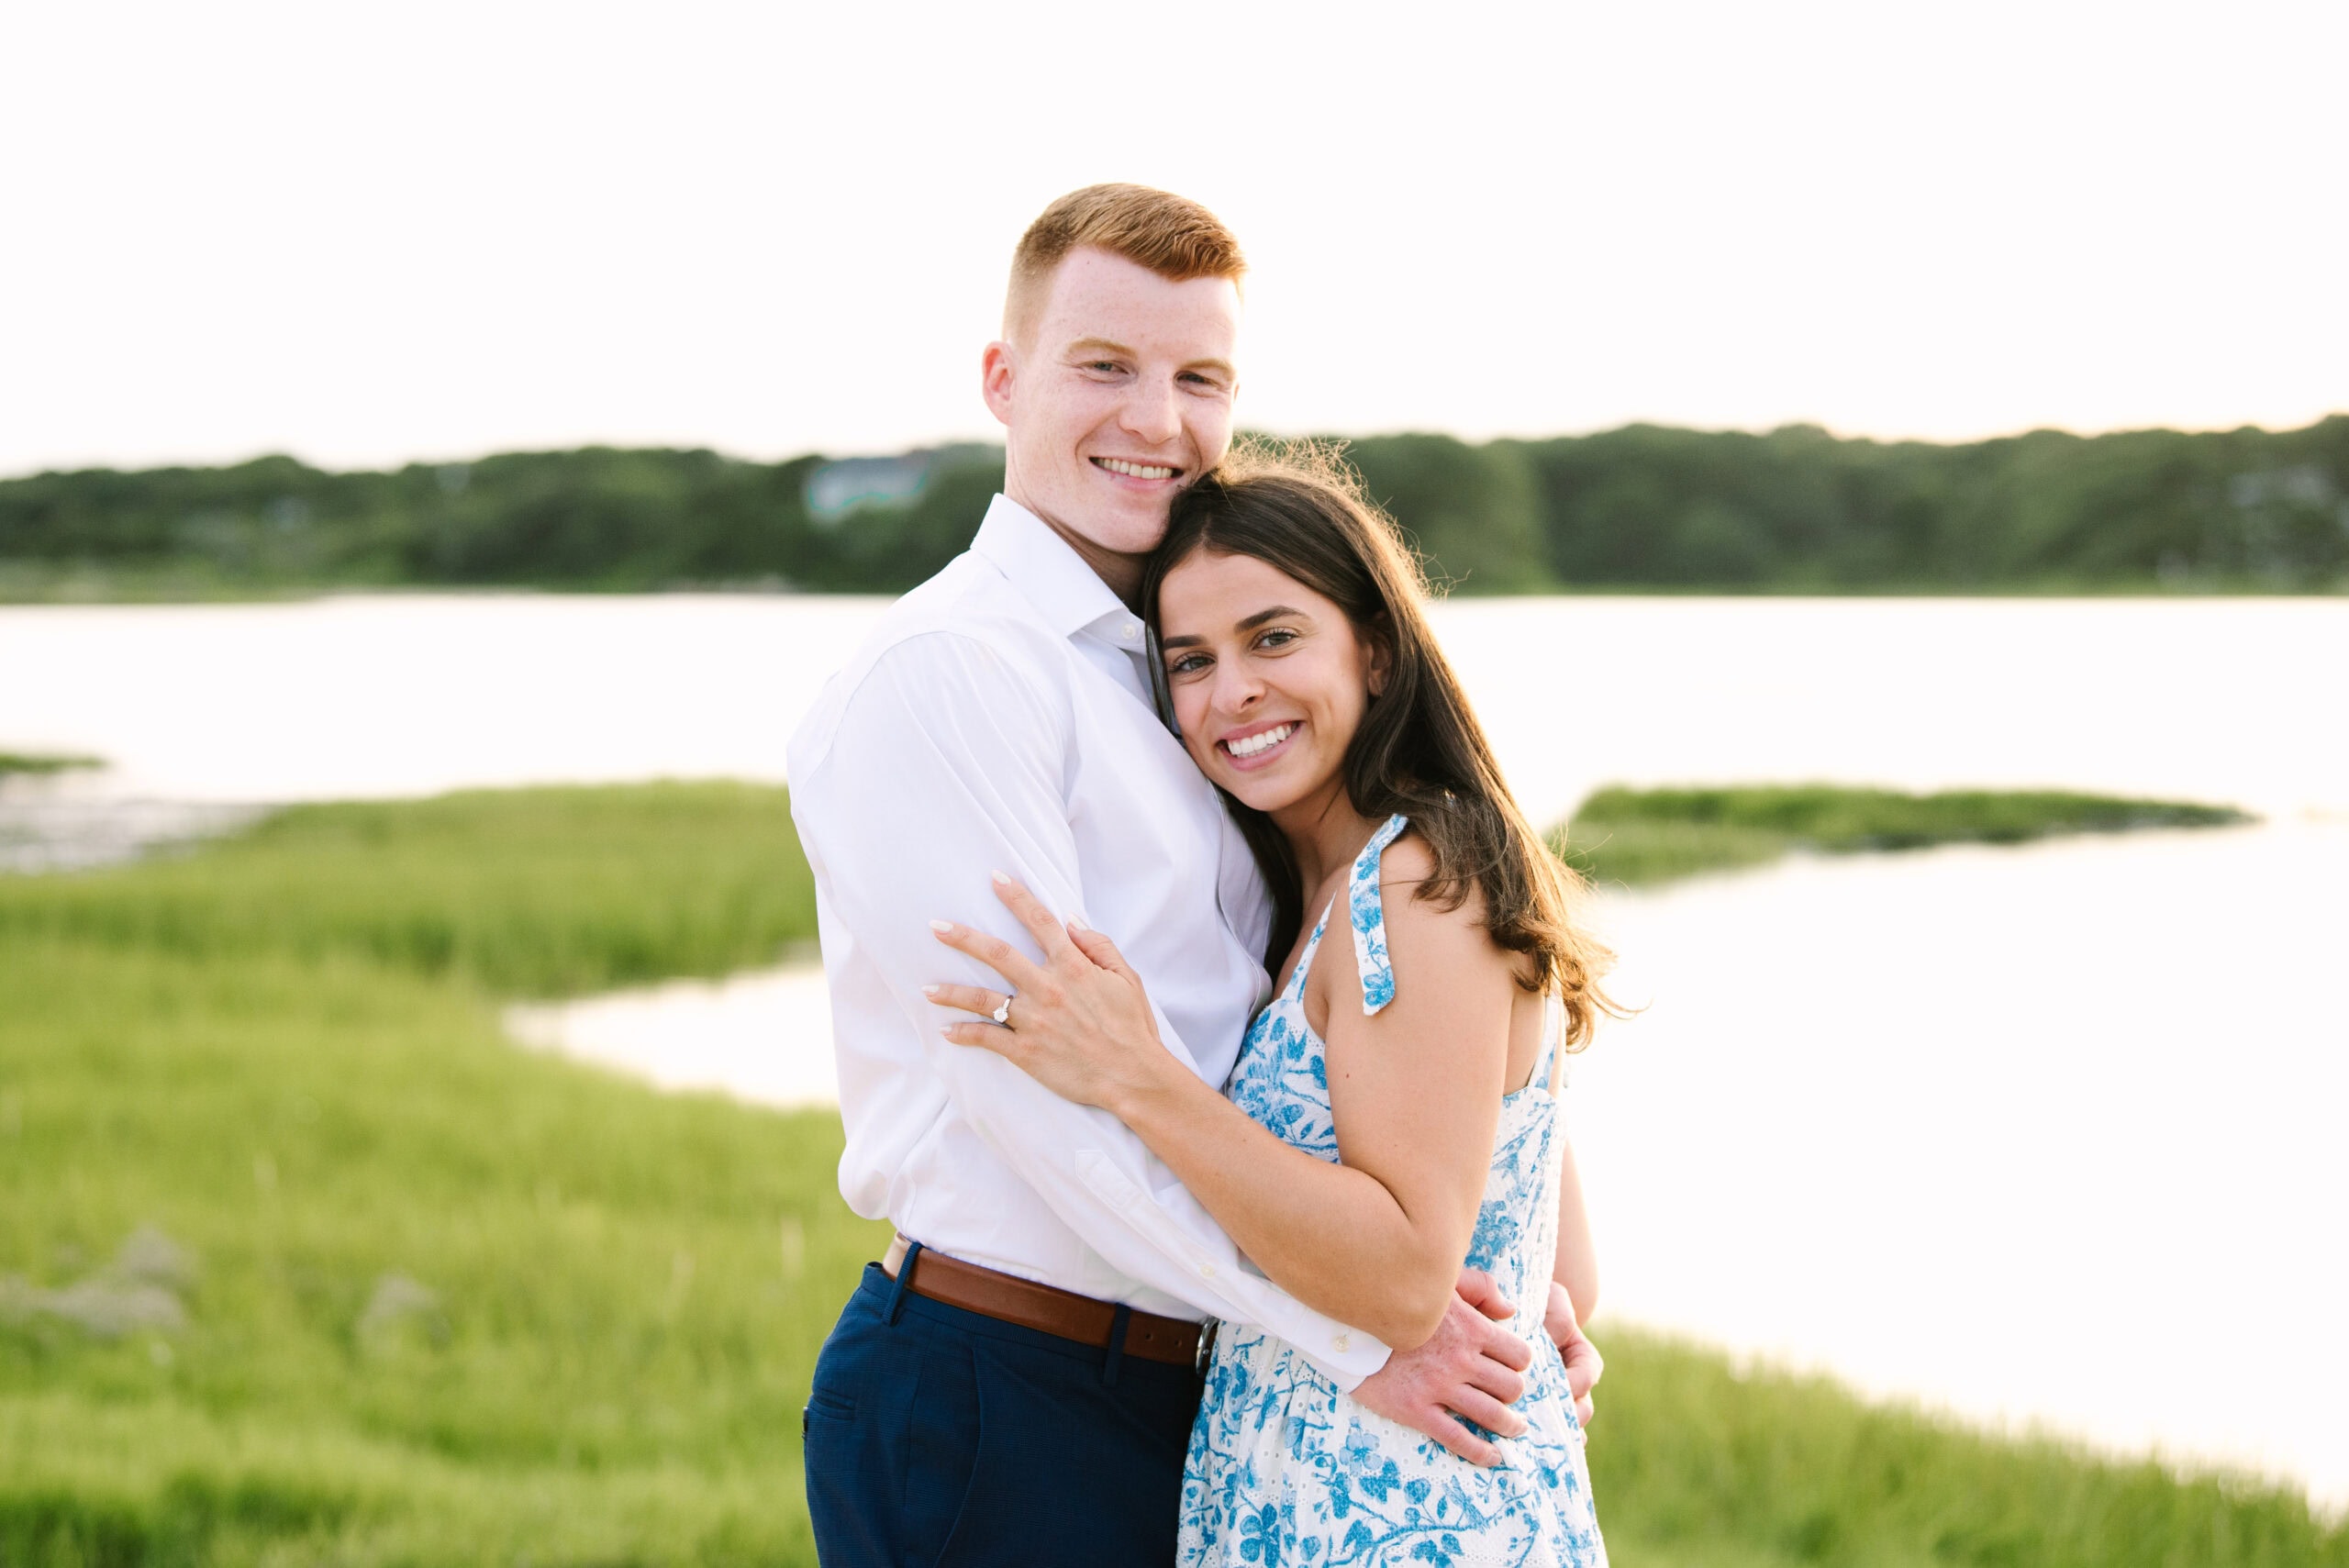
top-left (930, 449), bottom-right (1615, 1566)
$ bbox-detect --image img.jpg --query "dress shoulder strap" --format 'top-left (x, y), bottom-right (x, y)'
top-left (1345, 814), bottom-right (1412, 1016)
top-left (1542, 992), bottom-right (1568, 1096)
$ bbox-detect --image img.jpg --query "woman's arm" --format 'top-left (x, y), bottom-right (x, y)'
top-left (933, 844), bottom-right (1515, 1352)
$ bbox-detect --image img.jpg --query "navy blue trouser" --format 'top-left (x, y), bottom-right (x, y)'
top-left (802, 1255), bottom-right (1201, 1566)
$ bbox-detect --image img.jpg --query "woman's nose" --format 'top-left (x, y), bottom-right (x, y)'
top-left (1213, 663), bottom-right (1263, 712)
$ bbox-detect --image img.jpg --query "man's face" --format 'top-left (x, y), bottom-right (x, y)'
top-left (983, 248), bottom-right (1241, 592)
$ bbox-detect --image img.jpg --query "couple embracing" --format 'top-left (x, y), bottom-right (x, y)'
top-left (789, 184), bottom-right (1616, 1567)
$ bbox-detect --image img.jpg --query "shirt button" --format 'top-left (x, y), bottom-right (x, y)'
top-left (1123, 620), bottom-right (1141, 640)
top-left (1332, 1332), bottom-right (1351, 1352)
top-left (1198, 1262), bottom-right (1217, 1279)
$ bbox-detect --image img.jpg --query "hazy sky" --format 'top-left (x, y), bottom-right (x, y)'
top-left (4, 1), bottom-right (2343, 476)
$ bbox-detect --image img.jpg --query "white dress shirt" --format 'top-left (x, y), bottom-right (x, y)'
top-left (788, 495), bottom-right (1392, 1388)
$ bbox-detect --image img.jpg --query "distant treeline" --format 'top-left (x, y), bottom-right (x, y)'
top-left (5, 418), bottom-right (2345, 596)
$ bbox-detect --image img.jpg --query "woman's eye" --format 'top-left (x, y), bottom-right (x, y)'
top-left (1256, 628), bottom-right (1297, 650)
top-left (1167, 653), bottom-right (1210, 677)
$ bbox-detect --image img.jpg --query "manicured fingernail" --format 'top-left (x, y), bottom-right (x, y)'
top-left (1068, 914), bottom-right (1090, 931)
top-left (920, 984), bottom-right (940, 996)
top-left (990, 869), bottom-right (1011, 885)
top-left (930, 919), bottom-right (953, 933)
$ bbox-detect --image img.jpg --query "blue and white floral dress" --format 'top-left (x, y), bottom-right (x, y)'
top-left (1179, 814), bottom-right (1607, 1568)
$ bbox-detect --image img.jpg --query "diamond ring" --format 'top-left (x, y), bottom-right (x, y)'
top-left (990, 995), bottom-right (1013, 1027)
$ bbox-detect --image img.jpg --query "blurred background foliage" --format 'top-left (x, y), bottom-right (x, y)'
top-left (5, 418), bottom-right (2345, 599)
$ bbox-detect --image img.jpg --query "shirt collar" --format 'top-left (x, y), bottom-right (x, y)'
top-left (970, 493), bottom-right (1136, 642)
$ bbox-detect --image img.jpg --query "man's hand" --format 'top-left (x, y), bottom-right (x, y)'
top-left (1351, 1269), bottom-right (1534, 1466)
top-left (1545, 1281), bottom-right (1602, 1428)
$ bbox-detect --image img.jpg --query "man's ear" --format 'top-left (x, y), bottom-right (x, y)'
top-left (980, 340), bottom-right (1018, 427)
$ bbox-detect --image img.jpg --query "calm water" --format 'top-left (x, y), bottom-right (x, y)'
top-left (6, 594), bottom-right (2346, 1506)
top-left (1580, 820), bottom-right (2349, 1507)
top-left (4, 595), bottom-right (2344, 821)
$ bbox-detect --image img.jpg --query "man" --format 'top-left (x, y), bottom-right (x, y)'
top-left (788, 184), bottom-right (1585, 1566)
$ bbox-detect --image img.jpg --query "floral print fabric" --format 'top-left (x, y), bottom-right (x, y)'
top-left (1179, 815), bottom-right (1607, 1567)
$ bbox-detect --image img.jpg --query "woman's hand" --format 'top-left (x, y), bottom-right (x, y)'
top-left (1545, 1280), bottom-right (1602, 1428)
top-left (928, 873), bottom-right (1175, 1115)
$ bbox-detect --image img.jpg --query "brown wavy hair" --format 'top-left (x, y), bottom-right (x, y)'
top-left (1143, 442), bottom-right (1618, 1050)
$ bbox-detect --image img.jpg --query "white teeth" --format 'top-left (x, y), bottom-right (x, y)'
top-left (1225, 723), bottom-right (1294, 758)
top-left (1097, 458), bottom-right (1175, 480)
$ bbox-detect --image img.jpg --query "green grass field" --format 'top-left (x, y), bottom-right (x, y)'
top-left (4, 784), bottom-right (2335, 1566)
top-left (1555, 784), bottom-right (2254, 888)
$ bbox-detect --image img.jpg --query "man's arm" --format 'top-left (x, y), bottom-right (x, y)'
top-left (798, 631), bottom-right (1392, 1386)
top-left (1547, 1132), bottom-right (1603, 1426)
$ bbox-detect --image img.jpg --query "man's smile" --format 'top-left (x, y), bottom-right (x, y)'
top-left (1092, 456), bottom-right (1181, 482)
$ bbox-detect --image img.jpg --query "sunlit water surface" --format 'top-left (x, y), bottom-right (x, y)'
top-left (6, 594), bottom-right (2345, 1506)
top-left (5, 595), bottom-right (2344, 823)
top-left (1577, 821), bottom-right (2349, 1509)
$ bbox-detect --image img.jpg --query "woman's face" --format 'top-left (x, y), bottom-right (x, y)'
top-left (1156, 548), bottom-right (1386, 819)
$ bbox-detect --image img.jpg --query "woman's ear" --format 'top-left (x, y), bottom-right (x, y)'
top-left (1366, 617), bottom-right (1395, 698)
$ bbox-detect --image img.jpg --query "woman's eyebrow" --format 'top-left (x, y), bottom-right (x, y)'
top-left (1161, 606), bottom-right (1308, 651)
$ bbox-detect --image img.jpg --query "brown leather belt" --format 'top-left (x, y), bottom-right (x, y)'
top-left (883, 1235), bottom-right (1208, 1369)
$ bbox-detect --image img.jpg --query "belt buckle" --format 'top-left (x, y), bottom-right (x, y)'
top-left (1192, 1318), bottom-right (1219, 1376)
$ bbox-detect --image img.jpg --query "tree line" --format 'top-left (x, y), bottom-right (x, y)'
top-left (4, 418), bottom-right (2343, 595)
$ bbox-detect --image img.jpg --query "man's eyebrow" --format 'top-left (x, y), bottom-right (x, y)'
top-left (1061, 338), bottom-right (1234, 380)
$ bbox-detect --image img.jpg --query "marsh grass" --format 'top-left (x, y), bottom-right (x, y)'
top-left (1589, 1332), bottom-right (2343, 1568)
top-left (3, 784), bottom-right (854, 1563)
top-left (0, 782), bottom-right (818, 993)
top-left (0, 751), bottom-right (104, 777)
top-left (3, 940), bottom-right (860, 1560)
top-left (1555, 784), bottom-right (2254, 888)
top-left (4, 784), bottom-right (2335, 1565)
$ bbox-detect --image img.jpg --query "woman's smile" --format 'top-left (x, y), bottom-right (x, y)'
top-left (1156, 550), bottom-right (1381, 821)
top-left (1219, 719), bottom-right (1302, 769)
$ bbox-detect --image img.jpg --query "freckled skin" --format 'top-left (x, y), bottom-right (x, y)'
top-left (980, 249), bottom-right (1242, 603)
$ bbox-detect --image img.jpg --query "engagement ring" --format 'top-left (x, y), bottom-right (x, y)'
top-left (991, 995), bottom-right (1013, 1026)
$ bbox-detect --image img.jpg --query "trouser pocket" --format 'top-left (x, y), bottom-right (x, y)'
top-left (803, 1287), bottom-right (987, 1567)
top-left (933, 1339), bottom-right (1190, 1568)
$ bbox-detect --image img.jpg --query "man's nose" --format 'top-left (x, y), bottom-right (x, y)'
top-left (1119, 374), bottom-right (1183, 447)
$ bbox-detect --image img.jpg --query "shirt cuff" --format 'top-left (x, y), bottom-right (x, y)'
top-left (1074, 1147), bottom-right (1393, 1390)
top-left (1288, 1331), bottom-right (1394, 1391)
